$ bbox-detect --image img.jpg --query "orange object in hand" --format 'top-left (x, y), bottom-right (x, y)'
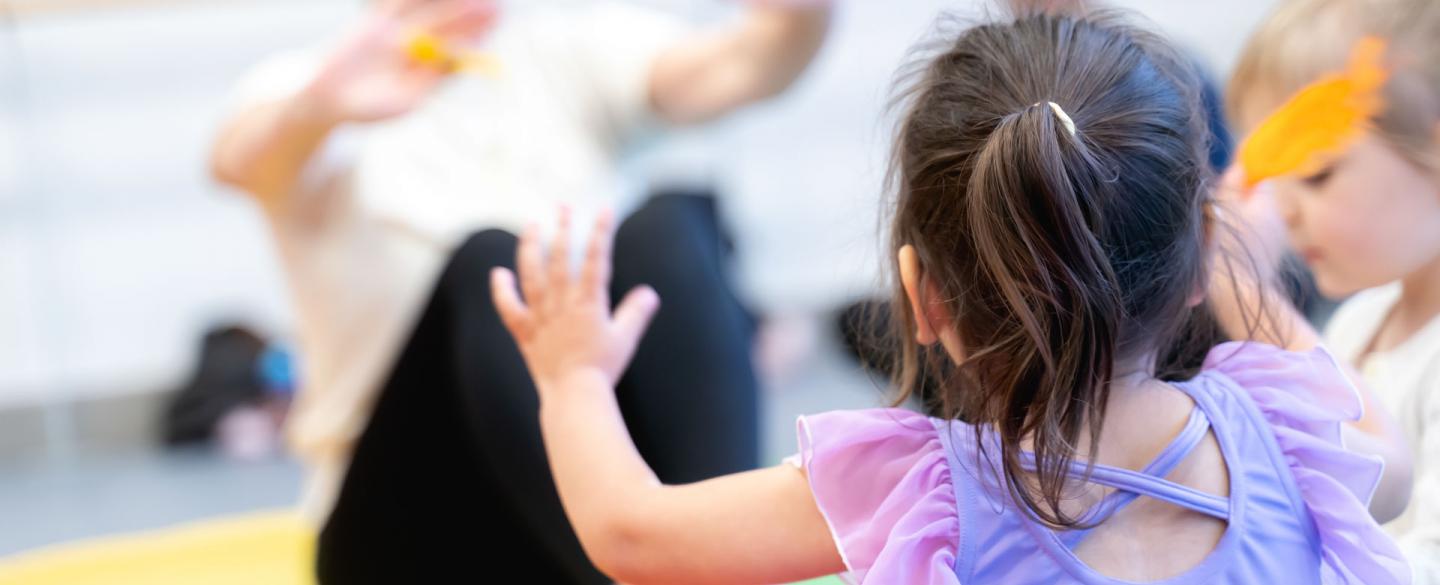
top-left (404, 31), bottom-right (501, 76)
top-left (1237, 37), bottom-right (1389, 188)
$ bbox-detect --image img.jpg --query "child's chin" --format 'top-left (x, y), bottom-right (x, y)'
top-left (1311, 269), bottom-right (1374, 301)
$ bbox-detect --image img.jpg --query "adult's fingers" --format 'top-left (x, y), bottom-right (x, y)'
top-left (377, 0), bottom-right (435, 19)
top-left (406, 0), bottom-right (499, 39)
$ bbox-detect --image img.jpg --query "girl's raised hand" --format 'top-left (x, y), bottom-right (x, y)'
top-left (490, 209), bottom-right (661, 395)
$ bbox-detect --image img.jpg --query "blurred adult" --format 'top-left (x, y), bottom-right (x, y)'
top-left (210, 0), bottom-right (831, 581)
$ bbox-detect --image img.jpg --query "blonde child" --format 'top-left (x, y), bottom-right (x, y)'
top-left (1228, 1), bottom-right (1440, 582)
top-left (490, 8), bottom-right (1412, 584)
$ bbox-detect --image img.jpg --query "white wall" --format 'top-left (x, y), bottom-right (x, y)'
top-left (0, 1), bottom-right (359, 408)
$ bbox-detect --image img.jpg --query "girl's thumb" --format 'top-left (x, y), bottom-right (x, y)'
top-left (614, 285), bottom-right (661, 345)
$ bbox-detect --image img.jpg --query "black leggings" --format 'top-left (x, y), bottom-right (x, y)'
top-left (315, 194), bottom-right (759, 584)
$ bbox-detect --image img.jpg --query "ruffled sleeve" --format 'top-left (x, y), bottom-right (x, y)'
top-left (786, 408), bottom-right (960, 584)
top-left (1204, 341), bottom-right (1412, 584)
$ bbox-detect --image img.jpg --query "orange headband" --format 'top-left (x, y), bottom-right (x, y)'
top-left (1237, 37), bottom-right (1389, 188)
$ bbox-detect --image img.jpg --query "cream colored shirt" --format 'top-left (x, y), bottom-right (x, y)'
top-left (228, 1), bottom-right (686, 523)
top-left (1326, 282), bottom-right (1440, 585)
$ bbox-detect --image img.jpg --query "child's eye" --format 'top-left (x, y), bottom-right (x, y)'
top-left (1300, 165), bottom-right (1336, 188)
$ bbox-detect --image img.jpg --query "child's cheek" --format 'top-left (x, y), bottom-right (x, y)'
top-left (1303, 196), bottom-right (1381, 294)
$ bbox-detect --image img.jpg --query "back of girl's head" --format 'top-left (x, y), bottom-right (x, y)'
top-left (1230, 0), bottom-right (1440, 169)
top-left (887, 8), bottom-right (1212, 527)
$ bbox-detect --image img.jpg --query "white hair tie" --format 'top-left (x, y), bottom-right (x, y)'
top-left (1042, 101), bottom-right (1077, 137)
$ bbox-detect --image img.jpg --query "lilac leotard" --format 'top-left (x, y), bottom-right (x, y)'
top-left (789, 342), bottom-right (1411, 584)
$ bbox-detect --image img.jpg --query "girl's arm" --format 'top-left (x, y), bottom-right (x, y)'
top-left (491, 209), bottom-right (845, 584)
top-left (1209, 168), bottom-right (1413, 522)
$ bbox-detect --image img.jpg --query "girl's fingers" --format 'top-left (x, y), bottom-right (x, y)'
top-left (580, 210), bottom-right (615, 297)
top-left (490, 268), bottom-right (533, 340)
top-left (517, 223), bottom-right (546, 307)
top-left (547, 206), bottom-right (573, 293)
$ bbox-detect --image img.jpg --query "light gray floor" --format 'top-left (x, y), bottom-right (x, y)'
top-left (0, 450), bottom-right (303, 555)
top-left (0, 330), bottom-right (883, 556)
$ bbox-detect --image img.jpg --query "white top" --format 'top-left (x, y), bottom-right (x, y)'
top-left (1325, 282), bottom-right (1440, 585)
top-left (228, 1), bottom-right (687, 522)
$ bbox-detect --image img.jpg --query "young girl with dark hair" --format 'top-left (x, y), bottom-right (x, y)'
top-left (491, 8), bottom-right (1412, 584)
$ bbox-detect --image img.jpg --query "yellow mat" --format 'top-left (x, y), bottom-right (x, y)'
top-left (0, 510), bottom-right (316, 585)
top-left (0, 510), bottom-right (844, 585)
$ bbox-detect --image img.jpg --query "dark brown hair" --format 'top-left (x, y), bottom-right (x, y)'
top-left (887, 9), bottom-right (1215, 528)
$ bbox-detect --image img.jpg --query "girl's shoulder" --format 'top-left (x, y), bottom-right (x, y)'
top-left (1196, 340), bottom-right (1362, 410)
top-left (1194, 341), bottom-right (1411, 583)
top-left (1193, 341), bottom-right (1370, 465)
top-left (787, 408), bottom-right (963, 584)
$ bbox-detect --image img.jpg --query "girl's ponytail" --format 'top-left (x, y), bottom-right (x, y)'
top-left (965, 101), bottom-right (1125, 526)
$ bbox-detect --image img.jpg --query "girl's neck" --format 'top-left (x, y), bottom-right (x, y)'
top-left (1058, 374), bottom-right (1195, 480)
top-left (1109, 353), bottom-right (1159, 391)
top-left (1063, 354), bottom-right (1178, 460)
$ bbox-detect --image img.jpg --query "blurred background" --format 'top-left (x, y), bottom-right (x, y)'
top-left (0, 0), bottom-right (1274, 580)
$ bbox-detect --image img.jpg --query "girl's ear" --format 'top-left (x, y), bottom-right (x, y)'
top-left (899, 245), bottom-right (940, 345)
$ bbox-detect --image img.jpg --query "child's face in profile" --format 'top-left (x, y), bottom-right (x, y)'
top-left (1269, 131), bottom-right (1440, 297)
